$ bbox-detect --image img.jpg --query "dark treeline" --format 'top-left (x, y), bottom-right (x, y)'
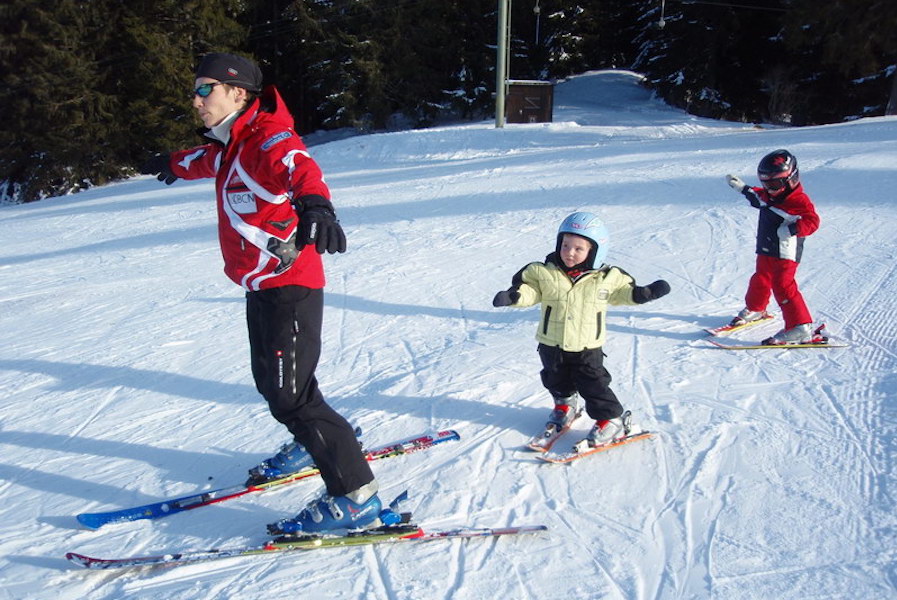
top-left (1, 0), bottom-right (894, 203)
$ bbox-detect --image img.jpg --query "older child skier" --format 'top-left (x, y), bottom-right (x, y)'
top-left (725, 149), bottom-right (821, 345)
top-left (492, 212), bottom-right (670, 450)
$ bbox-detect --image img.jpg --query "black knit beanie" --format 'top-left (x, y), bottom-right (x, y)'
top-left (195, 53), bottom-right (262, 93)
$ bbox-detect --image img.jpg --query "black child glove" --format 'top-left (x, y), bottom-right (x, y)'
top-left (492, 289), bottom-right (520, 307)
top-left (632, 279), bottom-right (671, 304)
top-left (140, 153), bottom-right (178, 185)
top-left (648, 279), bottom-right (671, 298)
top-left (295, 196), bottom-right (347, 254)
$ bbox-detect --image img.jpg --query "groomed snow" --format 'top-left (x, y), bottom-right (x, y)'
top-left (1, 70), bottom-right (895, 599)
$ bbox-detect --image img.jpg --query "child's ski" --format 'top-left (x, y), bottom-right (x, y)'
top-left (524, 409), bottom-right (584, 452)
top-left (537, 431), bottom-right (653, 464)
top-left (65, 523), bottom-right (548, 570)
top-left (706, 339), bottom-right (848, 350)
top-left (704, 313), bottom-right (774, 336)
top-left (76, 430), bottom-right (460, 530)
top-left (705, 324), bottom-right (847, 350)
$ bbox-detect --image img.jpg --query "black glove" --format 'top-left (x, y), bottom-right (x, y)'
top-left (633, 279), bottom-right (670, 304)
top-left (648, 279), bottom-right (671, 299)
top-left (140, 153), bottom-right (178, 185)
top-left (492, 289), bottom-right (520, 307)
top-left (295, 196), bottom-right (346, 254)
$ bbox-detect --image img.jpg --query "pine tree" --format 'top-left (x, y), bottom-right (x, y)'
top-left (448, 0), bottom-right (496, 120)
top-left (244, 0), bottom-right (497, 131)
top-left (242, 0), bottom-right (329, 133)
top-left (528, 0), bottom-right (642, 79)
top-left (0, 0), bottom-right (120, 202)
top-left (243, 0), bottom-right (388, 132)
top-left (631, 0), bottom-right (787, 122)
top-left (0, 0), bottom-right (246, 203)
top-left (783, 0), bottom-right (897, 122)
top-left (98, 0), bottom-right (247, 159)
top-left (541, 4), bottom-right (590, 78)
top-left (4, 0), bottom-right (891, 205)
top-left (374, 0), bottom-right (492, 127)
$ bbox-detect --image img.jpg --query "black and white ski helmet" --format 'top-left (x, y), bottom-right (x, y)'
top-left (757, 149), bottom-right (799, 197)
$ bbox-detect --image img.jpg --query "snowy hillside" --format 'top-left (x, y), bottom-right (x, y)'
top-left (1, 70), bottom-right (896, 599)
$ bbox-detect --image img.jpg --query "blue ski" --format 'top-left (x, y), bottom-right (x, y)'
top-left (76, 429), bottom-right (460, 529)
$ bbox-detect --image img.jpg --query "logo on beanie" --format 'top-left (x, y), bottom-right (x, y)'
top-left (196, 53), bottom-right (262, 92)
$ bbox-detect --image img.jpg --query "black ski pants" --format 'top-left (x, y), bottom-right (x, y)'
top-left (538, 344), bottom-right (623, 422)
top-left (246, 285), bottom-right (374, 497)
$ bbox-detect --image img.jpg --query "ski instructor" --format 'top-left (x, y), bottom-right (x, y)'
top-left (139, 52), bottom-right (388, 533)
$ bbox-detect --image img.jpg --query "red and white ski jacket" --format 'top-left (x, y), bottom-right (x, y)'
top-left (743, 183), bottom-right (820, 262)
top-left (169, 86), bottom-right (329, 291)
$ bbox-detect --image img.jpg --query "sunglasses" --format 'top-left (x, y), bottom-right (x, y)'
top-left (193, 82), bottom-right (225, 98)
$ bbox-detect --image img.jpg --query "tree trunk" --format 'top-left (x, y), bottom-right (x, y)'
top-left (887, 68), bottom-right (897, 116)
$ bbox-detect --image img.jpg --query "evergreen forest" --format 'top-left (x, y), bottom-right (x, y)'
top-left (2, 0), bottom-right (895, 203)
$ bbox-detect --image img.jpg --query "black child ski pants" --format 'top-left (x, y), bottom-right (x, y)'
top-left (246, 285), bottom-right (374, 497)
top-left (537, 344), bottom-right (623, 422)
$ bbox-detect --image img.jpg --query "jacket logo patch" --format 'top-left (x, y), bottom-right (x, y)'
top-left (268, 218), bottom-right (295, 231)
top-left (225, 170), bottom-right (256, 213)
top-left (227, 190), bottom-right (257, 214)
top-left (261, 131), bottom-right (293, 151)
top-left (597, 289), bottom-right (610, 301)
top-left (227, 171), bottom-right (244, 187)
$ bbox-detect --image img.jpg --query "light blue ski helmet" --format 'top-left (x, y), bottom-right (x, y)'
top-left (557, 211), bottom-right (609, 268)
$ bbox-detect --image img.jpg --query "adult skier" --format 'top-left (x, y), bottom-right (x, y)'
top-left (140, 52), bottom-right (387, 533)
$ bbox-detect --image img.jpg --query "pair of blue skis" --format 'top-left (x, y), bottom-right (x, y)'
top-left (68, 428), bottom-right (547, 570)
top-left (75, 429), bottom-right (461, 530)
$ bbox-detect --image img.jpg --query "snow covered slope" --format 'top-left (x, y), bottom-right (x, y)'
top-left (1, 70), bottom-right (896, 599)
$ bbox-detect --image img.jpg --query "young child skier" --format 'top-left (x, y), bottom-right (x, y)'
top-left (492, 212), bottom-right (670, 450)
top-left (725, 149), bottom-right (822, 345)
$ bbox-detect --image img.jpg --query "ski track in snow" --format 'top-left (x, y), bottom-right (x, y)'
top-left (2, 70), bottom-right (897, 599)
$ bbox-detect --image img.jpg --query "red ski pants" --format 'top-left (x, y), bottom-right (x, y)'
top-left (745, 254), bottom-right (812, 329)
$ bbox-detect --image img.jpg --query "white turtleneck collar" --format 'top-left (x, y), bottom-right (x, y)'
top-left (208, 110), bottom-right (242, 145)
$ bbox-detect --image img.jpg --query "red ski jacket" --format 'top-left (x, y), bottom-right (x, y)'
top-left (169, 86), bottom-right (329, 291)
top-left (744, 183), bottom-right (819, 262)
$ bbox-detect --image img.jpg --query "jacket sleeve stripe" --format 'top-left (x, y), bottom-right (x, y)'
top-left (241, 251), bottom-right (278, 291)
top-left (234, 154), bottom-right (290, 205)
top-left (221, 161), bottom-right (290, 257)
top-left (281, 149), bottom-right (312, 177)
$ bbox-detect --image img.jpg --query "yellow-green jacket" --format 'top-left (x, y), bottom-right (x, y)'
top-left (510, 259), bottom-right (641, 352)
